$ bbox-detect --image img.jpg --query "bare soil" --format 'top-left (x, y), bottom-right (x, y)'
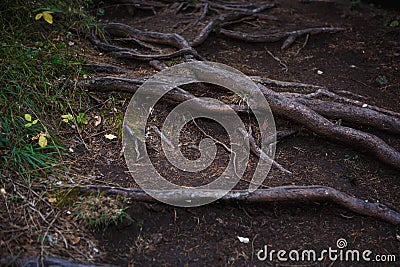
top-left (71, 1), bottom-right (399, 266)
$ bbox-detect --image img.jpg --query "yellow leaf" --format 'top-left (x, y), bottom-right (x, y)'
top-left (61, 114), bottom-right (73, 121)
top-left (104, 134), bottom-right (117, 140)
top-left (32, 119), bottom-right (38, 125)
top-left (35, 13), bottom-right (43, 20)
top-left (24, 114), bottom-right (32, 122)
top-left (43, 12), bottom-right (53, 24)
top-left (38, 134), bottom-right (47, 147)
top-left (48, 197), bottom-right (57, 203)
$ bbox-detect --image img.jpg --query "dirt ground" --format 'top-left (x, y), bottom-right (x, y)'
top-left (64, 0), bottom-right (400, 266)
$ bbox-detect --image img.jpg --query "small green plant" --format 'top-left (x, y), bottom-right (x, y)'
top-left (35, 11), bottom-right (54, 24)
top-left (350, 0), bottom-right (361, 9)
top-left (234, 91), bottom-right (249, 106)
top-left (375, 75), bottom-right (388, 85)
top-left (344, 154), bottom-right (360, 162)
top-left (76, 113), bottom-right (88, 124)
top-left (72, 194), bottom-right (132, 229)
top-left (24, 114), bottom-right (38, 127)
top-left (0, 0), bottom-right (94, 180)
top-left (61, 112), bottom-right (88, 125)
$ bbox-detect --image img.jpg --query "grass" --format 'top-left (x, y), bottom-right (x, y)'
top-left (0, 0), bottom-right (94, 181)
top-left (0, 1), bottom-right (136, 261)
top-left (72, 193), bottom-right (132, 229)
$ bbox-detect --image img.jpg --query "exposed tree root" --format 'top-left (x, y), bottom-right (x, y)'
top-left (90, 1), bottom-right (346, 60)
top-left (190, 3), bottom-right (275, 47)
top-left (244, 128), bottom-right (293, 175)
top-left (258, 85), bottom-right (400, 170)
top-left (219, 27), bottom-right (345, 49)
top-left (178, 2), bottom-right (209, 33)
top-left (43, 185), bottom-right (400, 225)
top-left (89, 23), bottom-right (203, 61)
top-left (81, 76), bottom-right (400, 170)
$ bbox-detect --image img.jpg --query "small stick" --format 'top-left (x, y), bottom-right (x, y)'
top-left (294, 33), bottom-right (309, 56)
top-left (265, 47), bottom-right (288, 72)
top-left (241, 128), bottom-right (292, 175)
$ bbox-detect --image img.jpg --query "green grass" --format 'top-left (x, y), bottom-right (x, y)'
top-left (0, 0), bottom-right (94, 181)
top-left (72, 193), bottom-right (132, 229)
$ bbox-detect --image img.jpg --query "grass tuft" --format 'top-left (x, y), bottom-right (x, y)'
top-left (0, 0), bottom-right (93, 181)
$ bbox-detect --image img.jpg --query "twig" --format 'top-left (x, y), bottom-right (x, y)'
top-left (219, 27), bottom-right (345, 49)
top-left (242, 128), bottom-right (292, 175)
top-left (295, 33), bottom-right (309, 56)
top-left (265, 47), bottom-right (288, 72)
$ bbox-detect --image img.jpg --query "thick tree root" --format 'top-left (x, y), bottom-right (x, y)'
top-left (44, 185), bottom-right (400, 225)
top-left (191, 3), bottom-right (275, 47)
top-left (219, 27), bottom-right (345, 49)
top-left (90, 1), bottom-right (346, 59)
top-left (258, 85), bottom-right (400, 170)
top-left (89, 23), bottom-right (203, 61)
top-left (81, 76), bottom-right (400, 170)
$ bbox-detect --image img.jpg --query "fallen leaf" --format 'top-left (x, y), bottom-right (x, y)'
top-left (43, 12), bottom-right (53, 24)
top-left (105, 134), bottom-right (117, 140)
top-left (93, 115), bottom-right (102, 127)
top-left (35, 13), bottom-right (43, 20)
top-left (38, 134), bottom-right (47, 147)
top-left (48, 197), bottom-right (57, 203)
top-left (24, 114), bottom-right (32, 121)
top-left (237, 236), bottom-right (249, 243)
top-left (67, 235), bottom-right (81, 245)
top-left (35, 11), bottom-right (54, 24)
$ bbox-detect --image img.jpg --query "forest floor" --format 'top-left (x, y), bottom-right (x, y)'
top-left (79, 1), bottom-right (400, 266)
top-left (1, 0), bottom-right (400, 266)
